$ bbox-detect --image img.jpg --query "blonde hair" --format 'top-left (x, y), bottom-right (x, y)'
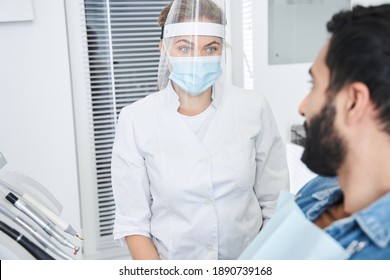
top-left (158, 0), bottom-right (224, 27)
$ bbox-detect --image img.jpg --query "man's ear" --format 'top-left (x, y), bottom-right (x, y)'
top-left (344, 82), bottom-right (371, 125)
top-left (159, 40), bottom-right (163, 51)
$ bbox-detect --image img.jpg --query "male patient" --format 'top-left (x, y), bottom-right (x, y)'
top-left (296, 4), bottom-right (390, 259)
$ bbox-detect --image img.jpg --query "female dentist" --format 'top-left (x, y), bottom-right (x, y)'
top-left (111, 0), bottom-right (289, 260)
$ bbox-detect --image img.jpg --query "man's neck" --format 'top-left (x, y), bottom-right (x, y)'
top-left (338, 134), bottom-right (390, 213)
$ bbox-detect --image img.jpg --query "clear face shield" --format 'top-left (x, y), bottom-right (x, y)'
top-left (158, 0), bottom-right (226, 110)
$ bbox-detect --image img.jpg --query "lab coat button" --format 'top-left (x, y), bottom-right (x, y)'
top-left (205, 200), bottom-right (211, 205)
top-left (206, 245), bottom-right (213, 251)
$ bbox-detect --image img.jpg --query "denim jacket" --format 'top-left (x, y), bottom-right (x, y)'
top-left (296, 176), bottom-right (390, 260)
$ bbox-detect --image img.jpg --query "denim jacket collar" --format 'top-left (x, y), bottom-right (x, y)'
top-left (295, 176), bottom-right (342, 221)
top-left (297, 177), bottom-right (390, 249)
top-left (355, 193), bottom-right (390, 248)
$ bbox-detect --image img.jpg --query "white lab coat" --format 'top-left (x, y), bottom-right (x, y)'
top-left (111, 82), bottom-right (289, 259)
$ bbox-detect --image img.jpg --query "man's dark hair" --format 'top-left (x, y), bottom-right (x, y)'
top-left (326, 4), bottom-right (390, 133)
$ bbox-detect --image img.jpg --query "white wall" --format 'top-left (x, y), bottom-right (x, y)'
top-left (0, 0), bottom-right (82, 254)
top-left (250, 0), bottom-right (390, 142)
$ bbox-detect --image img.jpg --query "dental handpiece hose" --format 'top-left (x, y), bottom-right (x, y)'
top-left (21, 193), bottom-right (83, 239)
top-left (5, 192), bottom-right (80, 255)
top-left (0, 205), bottom-right (73, 260)
top-left (0, 220), bottom-right (54, 260)
top-left (15, 215), bottom-right (74, 260)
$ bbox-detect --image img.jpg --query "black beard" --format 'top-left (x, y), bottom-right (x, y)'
top-left (301, 102), bottom-right (345, 177)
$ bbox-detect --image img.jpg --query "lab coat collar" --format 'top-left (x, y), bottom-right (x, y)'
top-left (212, 81), bottom-right (223, 108)
top-left (164, 81), bottom-right (181, 110)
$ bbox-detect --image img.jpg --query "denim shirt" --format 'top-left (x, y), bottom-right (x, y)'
top-left (296, 176), bottom-right (390, 260)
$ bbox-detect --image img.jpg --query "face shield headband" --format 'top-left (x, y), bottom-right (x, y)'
top-left (162, 22), bottom-right (225, 39)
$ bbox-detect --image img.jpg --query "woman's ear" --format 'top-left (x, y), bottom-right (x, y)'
top-left (344, 82), bottom-right (371, 125)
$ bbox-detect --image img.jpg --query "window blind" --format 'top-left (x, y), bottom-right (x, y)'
top-left (83, 0), bottom-right (169, 249)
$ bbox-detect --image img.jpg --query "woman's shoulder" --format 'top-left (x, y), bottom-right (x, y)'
top-left (220, 83), bottom-right (268, 109)
top-left (224, 83), bottom-right (265, 97)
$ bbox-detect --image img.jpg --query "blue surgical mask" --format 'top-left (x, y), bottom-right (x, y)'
top-left (168, 56), bottom-right (222, 96)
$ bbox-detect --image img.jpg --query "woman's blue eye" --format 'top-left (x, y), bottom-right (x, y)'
top-left (206, 47), bottom-right (217, 53)
top-left (179, 46), bottom-right (190, 53)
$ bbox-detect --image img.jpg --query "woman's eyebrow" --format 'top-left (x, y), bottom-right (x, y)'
top-left (204, 41), bottom-right (220, 47)
top-left (173, 40), bottom-right (221, 47)
top-left (174, 39), bottom-right (193, 45)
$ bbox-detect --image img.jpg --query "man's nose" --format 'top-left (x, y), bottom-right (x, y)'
top-left (298, 95), bottom-right (308, 117)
